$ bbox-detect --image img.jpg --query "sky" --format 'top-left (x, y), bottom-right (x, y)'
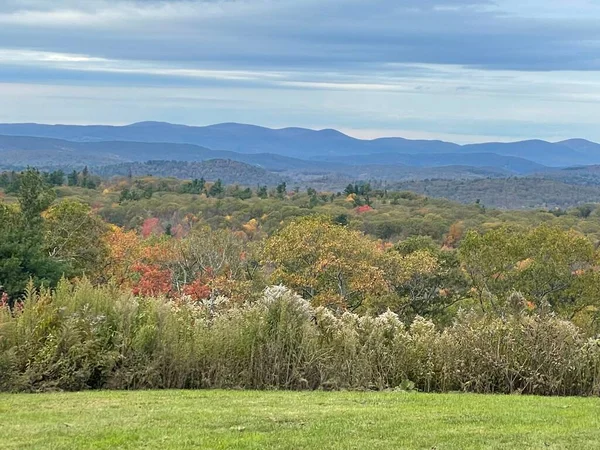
top-left (0, 0), bottom-right (599, 143)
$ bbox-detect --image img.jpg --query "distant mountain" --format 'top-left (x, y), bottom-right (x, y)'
top-left (556, 139), bottom-right (600, 155)
top-left (460, 140), bottom-right (596, 167)
top-left (0, 122), bottom-right (598, 167)
top-left (0, 134), bottom-right (538, 179)
top-left (0, 135), bottom-right (341, 173)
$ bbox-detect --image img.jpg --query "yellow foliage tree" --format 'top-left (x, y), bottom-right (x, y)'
top-left (263, 216), bottom-right (436, 310)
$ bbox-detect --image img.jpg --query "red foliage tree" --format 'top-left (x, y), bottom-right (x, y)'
top-left (131, 263), bottom-right (172, 297)
top-left (141, 217), bottom-right (162, 238)
top-left (182, 278), bottom-right (211, 301)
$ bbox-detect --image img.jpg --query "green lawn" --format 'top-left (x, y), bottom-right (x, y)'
top-left (1, 391), bottom-right (599, 449)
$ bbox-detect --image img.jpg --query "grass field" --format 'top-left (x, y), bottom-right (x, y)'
top-left (1, 391), bottom-right (599, 449)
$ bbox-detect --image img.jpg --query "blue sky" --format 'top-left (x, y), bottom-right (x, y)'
top-left (0, 0), bottom-right (599, 143)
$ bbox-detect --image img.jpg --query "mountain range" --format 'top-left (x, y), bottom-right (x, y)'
top-left (1, 121), bottom-right (600, 168)
top-left (2, 122), bottom-right (600, 191)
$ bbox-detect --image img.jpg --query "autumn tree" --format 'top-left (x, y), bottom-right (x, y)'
top-left (263, 216), bottom-right (389, 310)
top-left (104, 226), bottom-right (143, 285)
top-left (171, 224), bottom-right (260, 302)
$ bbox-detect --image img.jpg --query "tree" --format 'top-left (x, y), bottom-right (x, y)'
top-left (0, 169), bottom-right (65, 302)
top-left (575, 204), bottom-right (594, 219)
top-left (257, 185), bottom-right (268, 199)
top-left (67, 170), bottom-right (78, 187)
top-left (81, 166), bottom-right (90, 187)
top-left (180, 178), bottom-right (206, 194)
top-left (208, 179), bottom-right (224, 197)
top-left (0, 171), bottom-right (19, 193)
top-left (19, 168), bottom-right (55, 229)
top-left (104, 226), bottom-right (143, 285)
top-left (172, 224), bottom-right (258, 302)
top-left (344, 184), bottom-right (355, 196)
top-left (333, 214), bottom-right (349, 226)
top-left (443, 221), bottom-right (464, 248)
top-left (141, 217), bottom-right (162, 238)
top-left (388, 236), bottom-right (466, 322)
top-left (43, 200), bottom-right (110, 279)
top-left (459, 225), bottom-right (596, 314)
top-left (276, 182), bottom-right (287, 198)
top-left (263, 216), bottom-right (389, 310)
top-left (44, 170), bottom-right (65, 186)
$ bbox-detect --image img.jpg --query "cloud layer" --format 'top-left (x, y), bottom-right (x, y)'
top-left (0, 0), bottom-right (599, 142)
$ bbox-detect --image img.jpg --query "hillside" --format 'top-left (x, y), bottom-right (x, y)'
top-left (533, 165), bottom-right (600, 186)
top-left (392, 177), bottom-right (600, 209)
top-left (94, 159), bottom-right (286, 186)
top-left (312, 152), bottom-right (545, 174)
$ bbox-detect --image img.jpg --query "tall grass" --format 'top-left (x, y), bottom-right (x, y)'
top-left (1, 280), bottom-right (599, 395)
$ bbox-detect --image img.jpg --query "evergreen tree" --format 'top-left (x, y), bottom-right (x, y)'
top-left (257, 185), bottom-right (268, 199)
top-left (67, 170), bottom-right (78, 186)
top-left (0, 169), bottom-right (66, 304)
top-left (208, 179), bottom-right (224, 197)
top-left (276, 182), bottom-right (287, 198)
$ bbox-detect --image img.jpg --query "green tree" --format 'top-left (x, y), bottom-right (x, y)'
top-left (459, 225), bottom-right (596, 314)
top-left (208, 179), bottom-right (224, 197)
top-left (19, 168), bottom-right (55, 229)
top-left (44, 200), bottom-right (110, 279)
top-left (276, 182), bottom-right (287, 198)
top-left (257, 185), bottom-right (268, 199)
top-left (0, 169), bottom-right (65, 302)
top-left (44, 170), bottom-right (65, 186)
top-left (180, 178), bottom-right (206, 194)
top-left (67, 170), bottom-right (78, 187)
top-left (344, 184), bottom-right (355, 196)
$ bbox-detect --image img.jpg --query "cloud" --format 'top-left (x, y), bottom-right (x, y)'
top-left (0, 0), bottom-right (598, 70)
top-left (0, 1), bottom-right (599, 142)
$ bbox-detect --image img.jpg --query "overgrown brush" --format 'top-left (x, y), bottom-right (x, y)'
top-left (1, 280), bottom-right (599, 395)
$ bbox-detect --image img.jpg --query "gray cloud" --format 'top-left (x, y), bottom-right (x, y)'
top-left (0, 0), bottom-right (598, 71)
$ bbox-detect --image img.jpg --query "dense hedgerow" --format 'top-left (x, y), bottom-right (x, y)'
top-left (1, 280), bottom-right (599, 395)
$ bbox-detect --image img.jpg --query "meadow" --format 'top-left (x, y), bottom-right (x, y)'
top-left (2, 390), bottom-right (600, 449)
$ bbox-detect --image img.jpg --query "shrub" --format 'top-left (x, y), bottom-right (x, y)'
top-left (1, 280), bottom-right (599, 395)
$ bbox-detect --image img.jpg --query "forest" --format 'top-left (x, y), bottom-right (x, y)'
top-left (1, 168), bottom-right (600, 395)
